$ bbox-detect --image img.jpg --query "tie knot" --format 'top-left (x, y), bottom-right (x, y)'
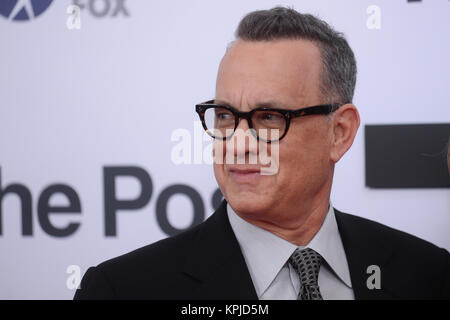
top-left (289, 248), bottom-right (322, 286)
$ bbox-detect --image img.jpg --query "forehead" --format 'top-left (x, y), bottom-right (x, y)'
top-left (216, 39), bottom-right (323, 108)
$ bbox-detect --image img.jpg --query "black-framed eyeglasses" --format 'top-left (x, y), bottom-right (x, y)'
top-left (195, 100), bottom-right (343, 142)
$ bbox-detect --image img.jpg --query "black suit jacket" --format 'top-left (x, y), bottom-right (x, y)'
top-left (74, 200), bottom-right (450, 300)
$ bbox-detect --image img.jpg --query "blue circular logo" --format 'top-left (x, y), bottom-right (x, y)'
top-left (0, 0), bottom-right (53, 21)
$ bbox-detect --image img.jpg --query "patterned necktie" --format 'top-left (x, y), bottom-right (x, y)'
top-left (288, 248), bottom-right (324, 300)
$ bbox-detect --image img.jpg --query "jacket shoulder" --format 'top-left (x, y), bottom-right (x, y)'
top-left (74, 221), bottom-right (206, 299)
top-left (101, 224), bottom-right (201, 270)
top-left (335, 210), bottom-right (447, 255)
top-left (335, 209), bottom-right (450, 299)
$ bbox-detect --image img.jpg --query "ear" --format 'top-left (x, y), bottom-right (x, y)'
top-left (329, 104), bottom-right (360, 163)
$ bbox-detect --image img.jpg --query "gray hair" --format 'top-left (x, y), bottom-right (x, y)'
top-left (235, 6), bottom-right (357, 104)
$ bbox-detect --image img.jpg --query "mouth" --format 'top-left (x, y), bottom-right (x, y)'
top-left (228, 167), bottom-right (263, 183)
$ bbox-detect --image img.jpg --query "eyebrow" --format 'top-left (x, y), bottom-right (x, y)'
top-left (214, 99), bottom-right (289, 110)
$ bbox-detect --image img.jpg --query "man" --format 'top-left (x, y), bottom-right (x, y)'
top-left (74, 7), bottom-right (449, 300)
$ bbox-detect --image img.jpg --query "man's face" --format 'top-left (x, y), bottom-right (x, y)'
top-left (214, 39), bottom-right (335, 224)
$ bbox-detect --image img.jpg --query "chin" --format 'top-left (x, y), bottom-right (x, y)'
top-left (226, 192), bottom-right (271, 217)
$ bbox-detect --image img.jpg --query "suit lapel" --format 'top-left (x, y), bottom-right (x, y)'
top-left (181, 203), bottom-right (398, 299)
top-left (334, 209), bottom-right (398, 299)
top-left (181, 200), bottom-right (258, 299)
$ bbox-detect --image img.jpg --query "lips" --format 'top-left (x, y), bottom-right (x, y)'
top-left (228, 167), bottom-right (262, 183)
top-left (229, 168), bottom-right (261, 174)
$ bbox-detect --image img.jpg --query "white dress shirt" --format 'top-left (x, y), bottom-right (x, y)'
top-left (227, 202), bottom-right (355, 300)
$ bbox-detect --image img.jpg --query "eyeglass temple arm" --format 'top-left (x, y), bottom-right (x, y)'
top-left (291, 103), bottom-right (343, 118)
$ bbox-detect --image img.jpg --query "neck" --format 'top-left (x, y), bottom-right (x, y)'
top-left (234, 176), bottom-right (333, 246)
top-left (240, 200), bottom-right (330, 246)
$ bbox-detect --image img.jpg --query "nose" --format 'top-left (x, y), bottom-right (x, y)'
top-left (236, 116), bottom-right (251, 131)
top-left (228, 116), bottom-right (258, 162)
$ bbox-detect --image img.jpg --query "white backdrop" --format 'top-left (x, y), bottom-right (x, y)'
top-left (0, 0), bottom-right (449, 299)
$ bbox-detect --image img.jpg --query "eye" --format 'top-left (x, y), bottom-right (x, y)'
top-left (217, 112), bottom-right (232, 120)
top-left (259, 111), bottom-right (284, 121)
top-left (262, 113), bottom-right (275, 120)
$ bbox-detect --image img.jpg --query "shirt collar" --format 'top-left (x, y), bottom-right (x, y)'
top-left (307, 203), bottom-right (352, 288)
top-left (227, 202), bottom-right (352, 298)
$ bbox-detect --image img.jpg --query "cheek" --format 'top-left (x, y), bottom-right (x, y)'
top-left (213, 163), bottom-right (227, 199)
top-left (213, 162), bottom-right (224, 184)
top-left (213, 159), bottom-right (231, 198)
top-left (278, 124), bottom-right (331, 183)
